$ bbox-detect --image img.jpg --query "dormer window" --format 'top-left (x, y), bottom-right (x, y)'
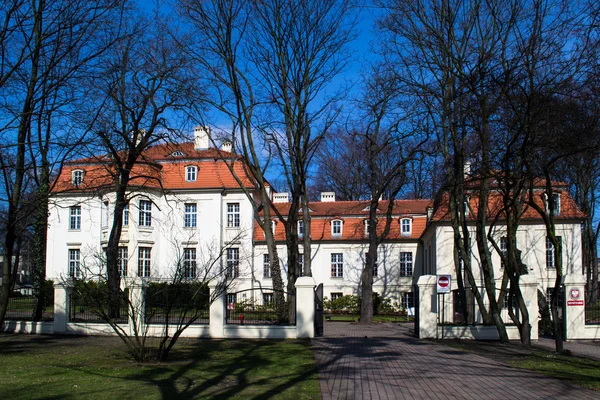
top-left (171, 150), bottom-right (185, 157)
top-left (400, 218), bottom-right (412, 236)
top-left (72, 170), bottom-right (84, 186)
top-left (186, 166), bottom-right (197, 182)
top-left (331, 219), bottom-right (343, 237)
top-left (298, 220), bottom-right (304, 239)
top-left (463, 196), bottom-right (470, 217)
top-left (364, 220), bottom-right (370, 237)
top-left (545, 192), bottom-right (561, 215)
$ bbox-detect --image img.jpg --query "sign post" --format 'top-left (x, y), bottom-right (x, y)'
top-left (436, 275), bottom-right (452, 339)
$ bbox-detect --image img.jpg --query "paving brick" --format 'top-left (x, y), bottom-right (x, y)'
top-left (312, 322), bottom-right (600, 400)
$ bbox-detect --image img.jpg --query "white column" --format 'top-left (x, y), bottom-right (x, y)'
top-left (295, 277), bottom-right (316, 338)
top-left (519, 273), bottom-right (539, 341)
top-left (417, 275), bottom-right (437, 339)
top-left (563, 274), bottom-right (587, 340)
top-left (209, 280), bottom-right (225, 338)
top-left (53, 281), bottom-right (72, 334)
top-left (128, 278), bottom-right (147, 337)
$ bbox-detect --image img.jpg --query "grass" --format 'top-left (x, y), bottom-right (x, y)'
top-left (0, 334), bottom-right (320, 399)
top-left (445, 340), bottom-right (600, 391)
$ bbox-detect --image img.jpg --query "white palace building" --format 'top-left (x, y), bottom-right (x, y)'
top-left (46, 127), bottom-right (586, 318)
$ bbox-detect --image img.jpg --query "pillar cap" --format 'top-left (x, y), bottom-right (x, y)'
top-left (295, 276), bottom-right (316, 288)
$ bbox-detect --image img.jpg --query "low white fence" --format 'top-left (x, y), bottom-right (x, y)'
top-left (2, 277), bottom-right (317, 339)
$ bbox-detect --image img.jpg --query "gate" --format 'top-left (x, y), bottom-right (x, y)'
top-left (413, 284), bottom-right (419, 337)
top-left (314, 283), bottom-right (324, 337)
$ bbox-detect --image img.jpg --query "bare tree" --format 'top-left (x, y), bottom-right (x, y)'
top-left (0, 0), bottom-right (126, 325)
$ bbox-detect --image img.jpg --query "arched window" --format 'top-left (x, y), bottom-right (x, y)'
top-left (72, 170), bottom-right (84, 186)
top-left (171, 150), bottom-right (185, 157)
top-left (186, 166), bottom-right (198, 182)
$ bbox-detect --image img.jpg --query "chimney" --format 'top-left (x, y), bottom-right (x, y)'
top-left (273, 192), bottom-right (290, 203)
top-left (221, 140), bottom-right (232, 153)
top-left (320, 192), bottom-right (336, 202)
top-left (194, 126), bottom-right (210, 150)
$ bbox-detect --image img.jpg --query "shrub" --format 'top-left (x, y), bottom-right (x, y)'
top-left (324, 295), bottom-right (359, 314)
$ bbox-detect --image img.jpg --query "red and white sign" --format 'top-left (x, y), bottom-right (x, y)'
top-left (567, 287), bottom-right (584, 306)
top-left (227, 302), bottom-right (235, 310)
top-left (437, 275), bottom-right (452, 294)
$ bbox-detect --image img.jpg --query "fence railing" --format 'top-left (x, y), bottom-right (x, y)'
top-left (69, 294), bottom-right (129, 324)
top-left (5, 294), bottom-right (54, 322)
top-left (145, 283), bottom-right (210, 325)
top-left (585, 285), bottom-right (600, 325)
top-left (225, 288), bottom-right (296, 326)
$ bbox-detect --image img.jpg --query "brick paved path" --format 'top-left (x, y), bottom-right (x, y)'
top-left (311, 322), bottom-right (600, 400)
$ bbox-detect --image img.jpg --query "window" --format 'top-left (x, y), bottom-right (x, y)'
top-left (227, 203), bottom-right (240, 228)
top-left (72, 170), bottom-right (84, 186)
top-left (183, 248), bottom-right (197, 279)
top-left (331, 253), bottom-right (343, 278)
top-left (298, 253), bottom-right (304, 277)
top-left (69, 206), bottom-right (81, 230)
top-left (545, 192), bottom-right (561, 215)
top-left (400, 292), bottom-right (414, 310)
top-left (331, 220), bottom-right (342, 237)
top-left (298, 220), bottom-right (304, 239)
top-left (364, 220), bottom-right (370, 237)
top-left (401, 218), bottom-right (412, 235)
top-left (68, 249), bottom-right (81, 278)
top-left (263, 254), bottom-right (271, 278)
top-left (365, 252), bottom-right (378, 277)
top-left (138, 247), bottom-right (151, 277)
top-left (186, 166), bottom-right (197, 182)
top-left (139, 200), bottom-right (152, 227)
top-left (500, 237), bottom-right (507, 269)
top-left (118, 247), bottom-right (128, 277)
top-left (102, 201), bottom-right (109, 227)
top-left (463, 197), bottom-right (470, 217)
top-left (546, 236), bottom-right (561, 269)
top-left (330, 292), bottom-right (343, 301)
top-left (184, 203), bottom-right (197, 228)
top-left (263, 293), bottom-right (274, 305)
top-left (226, 293), bottom-right (237, 307)
top-left (123, 204), bottom-right (129, 226)
top-left (400, 252), bottom-right (413, 277)
top-left (171, 150), bottom-right (185, 157)
top-left (226, 248), bottom-right (239, 278)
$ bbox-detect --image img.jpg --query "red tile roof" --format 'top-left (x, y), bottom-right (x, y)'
top-left (254, 200), bottom-right (431, 242)
top-left (52, 142), bottom-right (257, 193)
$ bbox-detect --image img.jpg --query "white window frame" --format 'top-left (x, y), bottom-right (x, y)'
top-left (186, 165), bottom-right (198, 182)
top-left (139, 200), bottom-right (152, 227)
top-left (118, 247), bottom-right (128, 277)
top-left (298, 220), bottom-right (304, 239)
top-left (331, 253), bottom-right (343, 278)
top-left (184, 203), bottom-right (197, 228)
top-left (69, 206), bottom-right (81, 230)
top-left (182, 248), bottom-right (197, 279)
top-left (330, 292), bottom-right (343, 301)
top-left (546, 236), bottom-right (561, 269)
top-left (400, 252), bottom-right (413, 277)
top-left (331, 219), bottom-right (343, 237)
top-left (68, 248), bottom-right (81, 278)
top-left (500, 237), bottom-right (507, 269)
top-left (364, 220), bottom-right (370, 237)
top-left (138, 247), bottom-right (151, 277)
top-left (226, 247), bottom-right (239, 278)
top-left (298, 253), bottom-right (304, 277)
top-left (102, 201), bottom-right (109, 227)
top-left (400, 292), bottom-right (414, 310)
top-left (72, 170), bottom-right (84, 186)
top-left (123, 204), bottom-right (129, 226)
top-left (227, 203), bottom-right (240, 228)
top-left (263, 253), bottom-right (271, 278)
top-left (400, 218), bottom-right (412, 235)
top-left (263, 293), bottom-right (274, 306)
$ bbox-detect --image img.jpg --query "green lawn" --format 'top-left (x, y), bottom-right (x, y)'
top-left (0, 334), bottom-right (320, 399)
top-left (509, 352), bottom-right (600, 391)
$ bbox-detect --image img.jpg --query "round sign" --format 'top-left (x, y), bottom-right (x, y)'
top-left (438, 276), bottom-right (450, 288)
top-left (570, 288), bottom-right (580, 300)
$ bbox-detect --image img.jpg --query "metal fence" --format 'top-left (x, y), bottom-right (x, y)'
top-left (225, 288), bottom-right (296, 326)
top-left (585, 285), bottom-right (600, 325)
top-left (145, 283), bottom-right (210, 325)
top-left (5, 294), bottom-right (54, 321)
top-left (450, 287), bottom-right (520, 326)
top-left (69, 293), bottom-right (129, 324)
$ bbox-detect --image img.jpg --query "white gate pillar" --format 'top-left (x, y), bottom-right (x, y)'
top-left (53, 281), bottom-right (72, 334)
top-left (209, 280), bottom-right (226, 338)
top-left (127, 278), bottom-right (147, 337)
top-left (417, 275), bottom-right (438, 339)
top-left (295, 277), bottom-right (316, 338)
top-left (563, 274), bottom-right (587, 340)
